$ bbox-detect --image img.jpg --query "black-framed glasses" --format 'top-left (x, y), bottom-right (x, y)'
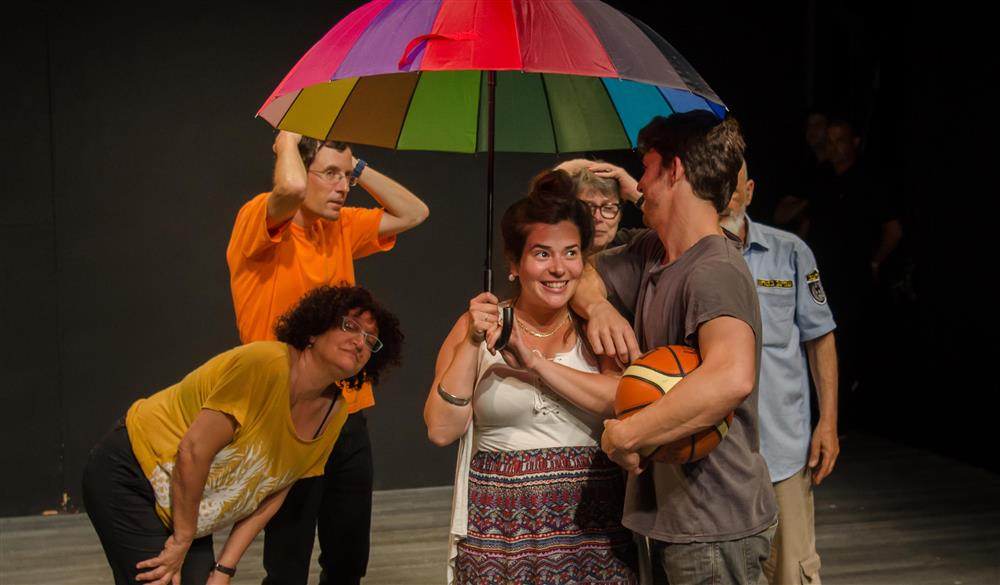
top-left (584, 202), bottom-right (622, 220)
top-left (309, 169), bottom-right (349, 185)
top-left (341, 317), bottom-right (383, 353)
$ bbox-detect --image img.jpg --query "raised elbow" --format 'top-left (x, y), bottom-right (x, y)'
top-left (273, 176), bottom-right (307, 202)
top-left (395, 203), bottom-right (430, 233)
top-left (411, 202), bottom-right (430, 227)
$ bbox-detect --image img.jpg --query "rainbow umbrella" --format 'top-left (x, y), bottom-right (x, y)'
top-left (257, 0), bottom-right (725, 289)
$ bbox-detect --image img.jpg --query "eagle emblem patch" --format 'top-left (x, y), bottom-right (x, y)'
top-left (805, 270), bottom-right (827, 305)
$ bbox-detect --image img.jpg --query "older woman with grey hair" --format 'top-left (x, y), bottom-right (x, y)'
top-left (555, 159), bottom-right (643, 250)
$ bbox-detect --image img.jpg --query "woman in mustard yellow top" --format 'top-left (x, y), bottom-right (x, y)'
top-left (82, 285), bottom-right (402, 585)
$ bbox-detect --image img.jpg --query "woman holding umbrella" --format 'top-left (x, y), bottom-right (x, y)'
top-left (83, 285), bottom-right (402, 585)
top-left (424, 170), bottom-right (638, 585)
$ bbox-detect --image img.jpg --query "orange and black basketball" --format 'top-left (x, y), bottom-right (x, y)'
top-left (615, 345), bottom-right (735, 464)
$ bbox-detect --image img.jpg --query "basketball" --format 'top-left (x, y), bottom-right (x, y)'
top-left (615, 345), bottom-right (735, 464)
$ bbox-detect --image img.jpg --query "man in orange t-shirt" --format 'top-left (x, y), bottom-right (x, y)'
top-left (227, 130), bottom-right (428, 585)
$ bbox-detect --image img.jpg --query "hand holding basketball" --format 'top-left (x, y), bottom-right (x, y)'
top-left (614, 346), bottom-right (735, 464)
top-left (601, 419), bottom-right (646, 474)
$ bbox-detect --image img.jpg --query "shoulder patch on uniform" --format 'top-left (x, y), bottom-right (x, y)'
top-left (757, 279), bottom-right (794, 288)
top-left (805, 270), bottom-right (827, 304)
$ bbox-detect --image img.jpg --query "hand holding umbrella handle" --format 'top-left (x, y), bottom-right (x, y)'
top-left (494, 304), bottom-right (514, 351)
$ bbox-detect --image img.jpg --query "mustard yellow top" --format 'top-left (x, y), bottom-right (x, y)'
top-left (125, 341), bottom-right (347, 537)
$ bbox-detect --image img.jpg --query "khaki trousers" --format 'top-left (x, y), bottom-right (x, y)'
top-left (763, 466), bottom-right (822, 584)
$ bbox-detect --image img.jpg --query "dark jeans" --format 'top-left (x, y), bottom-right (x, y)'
top-left (81, 419), bottom-right (215, 585)
top-left (263, 411), bottom-right (374, 585)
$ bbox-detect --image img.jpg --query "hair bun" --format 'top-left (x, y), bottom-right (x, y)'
top-left (528, 169), bottom-right (575, 200)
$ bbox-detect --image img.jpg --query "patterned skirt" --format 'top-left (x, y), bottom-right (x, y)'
top-left (456, 446), bottom-right (638, 585)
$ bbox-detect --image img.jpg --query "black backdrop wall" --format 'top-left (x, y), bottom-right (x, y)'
top-left (2, 0), bottom-right (992, 516)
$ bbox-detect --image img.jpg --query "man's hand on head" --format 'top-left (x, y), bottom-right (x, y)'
top-left (273, 130), bottom-right (303, 154)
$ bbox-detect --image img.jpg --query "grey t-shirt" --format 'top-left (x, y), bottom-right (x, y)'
top-left (596, 230), bottom-right (777, 542)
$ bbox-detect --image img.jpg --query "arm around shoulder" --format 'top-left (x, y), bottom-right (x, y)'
top-left (572, 263), bottom-right (641, 364)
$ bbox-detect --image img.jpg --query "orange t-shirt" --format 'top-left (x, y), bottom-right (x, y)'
top-left (226, 192), bottom-right (396, 412)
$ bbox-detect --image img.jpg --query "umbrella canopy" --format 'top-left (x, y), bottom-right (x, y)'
top-left (257, 0), bottom-right (726, 153)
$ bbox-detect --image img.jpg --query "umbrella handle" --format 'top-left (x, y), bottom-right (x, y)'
top-left (398, 32), bottom-right (478, 69)
top-left (494, 305), bottom-right (514, 352)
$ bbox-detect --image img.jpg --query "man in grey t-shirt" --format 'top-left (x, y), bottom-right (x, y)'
top-left (574, 112), bottom-right (777, 585)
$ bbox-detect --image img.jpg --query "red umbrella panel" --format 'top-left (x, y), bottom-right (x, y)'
top-left (257, 0), bottom-right (727, 153)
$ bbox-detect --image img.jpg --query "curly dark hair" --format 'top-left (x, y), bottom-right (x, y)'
top-left (637, 112), bottom-right (745, 212)
top-left (297, 137), bottom-right (350, 169)
top-left (274, 285), bottom-right (403, 390)
top-left (501, 169), bottom-right (595, 264)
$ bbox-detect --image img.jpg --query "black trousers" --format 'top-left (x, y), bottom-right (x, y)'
top-left (262, 411), bottom-right (374, 585)
top-left (82, 420), bottom-right (215, 585)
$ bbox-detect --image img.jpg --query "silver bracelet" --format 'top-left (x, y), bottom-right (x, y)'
top-left (437, 385), bottom-right (471, 407)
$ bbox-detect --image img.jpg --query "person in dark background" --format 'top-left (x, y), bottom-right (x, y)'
top-left (798, 117), bottom-right (903, 429)
top-left (815, 118), bottom-right (904, 280)
top-left (774, 111), bottom-right (831, 236)
top-left (804, 112), bottom-right (829, 167)
top-left (227, 130), bottom-right (429, 585)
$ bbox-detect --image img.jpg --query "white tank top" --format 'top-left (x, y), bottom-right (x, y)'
top-left (472, 337), bottom-right (603, 453)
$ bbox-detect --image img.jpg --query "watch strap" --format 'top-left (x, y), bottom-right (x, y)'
top-left (350, 158), bottom-right (367, 186)
top-left (212, 562), bottom-right (237, 577)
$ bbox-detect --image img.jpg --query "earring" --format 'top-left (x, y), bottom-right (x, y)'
top-left (508, 274), bottom-right (517, 282)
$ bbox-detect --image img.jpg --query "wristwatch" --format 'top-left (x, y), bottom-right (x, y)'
top-left (212, 562), bottom-right (237, 577)
top-left (350, 158), bottom-right (367, 186)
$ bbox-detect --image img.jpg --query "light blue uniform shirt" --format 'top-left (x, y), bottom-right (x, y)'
top-left (742, 216), bottom-right (836, 482)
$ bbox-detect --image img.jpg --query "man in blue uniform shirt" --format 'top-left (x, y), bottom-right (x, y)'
top-left (720, 161), bottom-right (840, 584)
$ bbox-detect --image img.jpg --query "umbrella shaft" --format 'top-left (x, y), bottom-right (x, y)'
top-left (484, 70), bottom-right (497, 293)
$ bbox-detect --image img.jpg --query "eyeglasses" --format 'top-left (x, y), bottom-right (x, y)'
top-left (309, 169), bottom-right (349, 185)
top-left (584, 202), bottom-right (622, 220)
top-left (341, 317), bottom-right (383, 353)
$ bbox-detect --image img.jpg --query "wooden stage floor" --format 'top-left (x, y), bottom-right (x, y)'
top-left (2, 432), bottom-right (998, 584)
